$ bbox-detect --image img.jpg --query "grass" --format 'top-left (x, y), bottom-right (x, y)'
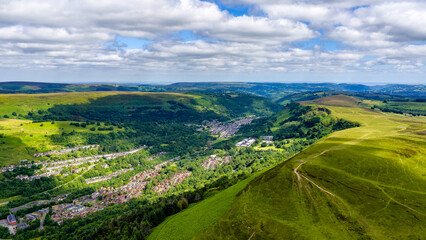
top-left (0, 119), bottom-right (116, 166)
top-left (361, 99), bottom-right (426, 116)
top-left (253, 144), bottom-right (283, 151)
top-left (194, 95), bottom-right (426, 239)
top-left (148, 167), bottom-right (273, 240)
top-left (0, 195), bottom-right (22, 205)
top-left (0, 92), bottom-right (196, 117)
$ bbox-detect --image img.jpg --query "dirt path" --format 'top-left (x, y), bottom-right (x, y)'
top-left (293, 130), bottom-right (424, 216)
top-left (293, 132), bottom-right (372, 198)
top-left (294, 162), bottom-right (336, 197)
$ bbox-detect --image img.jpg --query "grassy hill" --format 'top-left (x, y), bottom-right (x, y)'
top-left (179, 95), bottom-right (426, 239)
top-left (148, 169), bottom-right (268, 240)
top-left (0, 92), bottom-right (278, 165)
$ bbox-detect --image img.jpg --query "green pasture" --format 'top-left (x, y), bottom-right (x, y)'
top-left (0, 92), bottom-right (197, 117)
top-left (0, 119), bottom-right (115, 166)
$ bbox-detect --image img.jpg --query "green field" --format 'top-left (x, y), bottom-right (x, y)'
top-left (361, 99), bottom-right (426, 116)
top-left (187, 96), bottom-right (426, 239)
top-left (0, 119), bottom-right (117, 166)
top-left (148, 169), bottom-right (269, 240)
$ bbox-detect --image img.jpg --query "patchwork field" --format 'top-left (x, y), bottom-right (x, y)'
top-left (184, 96), bottom-right (426, 239)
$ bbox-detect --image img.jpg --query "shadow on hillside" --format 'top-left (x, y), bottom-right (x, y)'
top-left (45, 94), bottom-right (225, 123)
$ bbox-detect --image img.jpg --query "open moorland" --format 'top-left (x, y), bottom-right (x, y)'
top-left (154, 95), bottom-right (425, 240)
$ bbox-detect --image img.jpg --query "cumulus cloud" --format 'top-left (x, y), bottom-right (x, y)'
top-left (0, 0), bottom-right (425, 79)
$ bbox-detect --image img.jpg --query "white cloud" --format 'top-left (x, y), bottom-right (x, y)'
top-left (0, 0), bottom-right (425, 78)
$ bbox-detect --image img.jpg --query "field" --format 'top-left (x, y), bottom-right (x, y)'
top-left (360, 99), bottom-right (426, 115)
top-left (193, 96), bottom-right (426, 239)
top-left (0, 119), bottom-right (117, 166)
top-left (0, 92), bottom-right (199, 117)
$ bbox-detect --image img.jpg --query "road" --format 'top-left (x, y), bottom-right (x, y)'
top-left (39, 213), bottom-right (46, 230)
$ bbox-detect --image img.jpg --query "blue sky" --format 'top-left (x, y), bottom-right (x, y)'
top-left (0, 0), bottom-right (425, 84)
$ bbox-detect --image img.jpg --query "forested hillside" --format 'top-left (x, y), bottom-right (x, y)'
top-left (0, 92), bottom-right (278, 165)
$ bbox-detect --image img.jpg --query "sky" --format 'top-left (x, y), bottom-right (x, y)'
top-left (0, 0), bottom-right (426, 84)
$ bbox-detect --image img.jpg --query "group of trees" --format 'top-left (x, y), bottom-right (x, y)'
top-left (240, 102), bottom-right (359, 143)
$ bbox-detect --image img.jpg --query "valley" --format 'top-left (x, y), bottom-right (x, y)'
top-left (194, 96), bottom-right (426, 240)
top-left (0, 90), bottom-right (423, 240)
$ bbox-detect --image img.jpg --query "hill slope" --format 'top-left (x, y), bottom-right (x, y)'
top-left (0, 92), bottom-right (278, 165)
top-left (196, 96), bottom-right (426, 239)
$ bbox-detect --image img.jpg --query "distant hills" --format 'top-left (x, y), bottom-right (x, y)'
top-left (0, 81), bottom-right (425, 98)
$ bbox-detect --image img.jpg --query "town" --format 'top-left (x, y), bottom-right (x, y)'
top-left (0, 116), bottom-right (256, 236)
top-left (51, 156), bottom-right (185, 225)
top-left (201, 155), bottom-right (232, 170)
top-left (206, 117), bottom-right (256, 138)
top-left (9, 146), bottom-right (146, 181)
top-left (32, 145), bottom-right (100, 157)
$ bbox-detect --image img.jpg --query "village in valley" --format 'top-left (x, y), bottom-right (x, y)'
top-left (0, 116), bottom-right (276, 235)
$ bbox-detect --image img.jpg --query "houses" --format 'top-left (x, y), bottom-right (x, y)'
top-left (7, 214), bottom-right (17, 225)
top-left (16, 223), bottom-right (29, 230)
top-left (236, 138), bottom-right (257, 147)
top-left (32, 145), bottom-right (100, 157)
top-left (147, 151), bottom-right (167, 161)
top-left (201, 155), bottom-right (232, 170)
top-left (85, 168), bottom-right (134, 184)
top-left (52, 194), bottom-right (70, 202)
top-left (51, 156), bottom-right (189, 224)
top-left (206, 117), bottom-right (256, 138)
top-left (152, 171), bottom-right (192, 195)
top-left (261, 136), bottom-right (273, 141)
top-left (65, 205), bottom-right (85, 213)
top-left (25, 208), bottom-right (49, 221)
top-left (25, 214), bottom-right (38, 221)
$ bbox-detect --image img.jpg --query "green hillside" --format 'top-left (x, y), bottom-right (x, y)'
top-left (195, 96), bottom-right (426, 239)
top-left (0, 92), bottom-right (278, 165)
top-left (148, 169), bottom-right (267, 240)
